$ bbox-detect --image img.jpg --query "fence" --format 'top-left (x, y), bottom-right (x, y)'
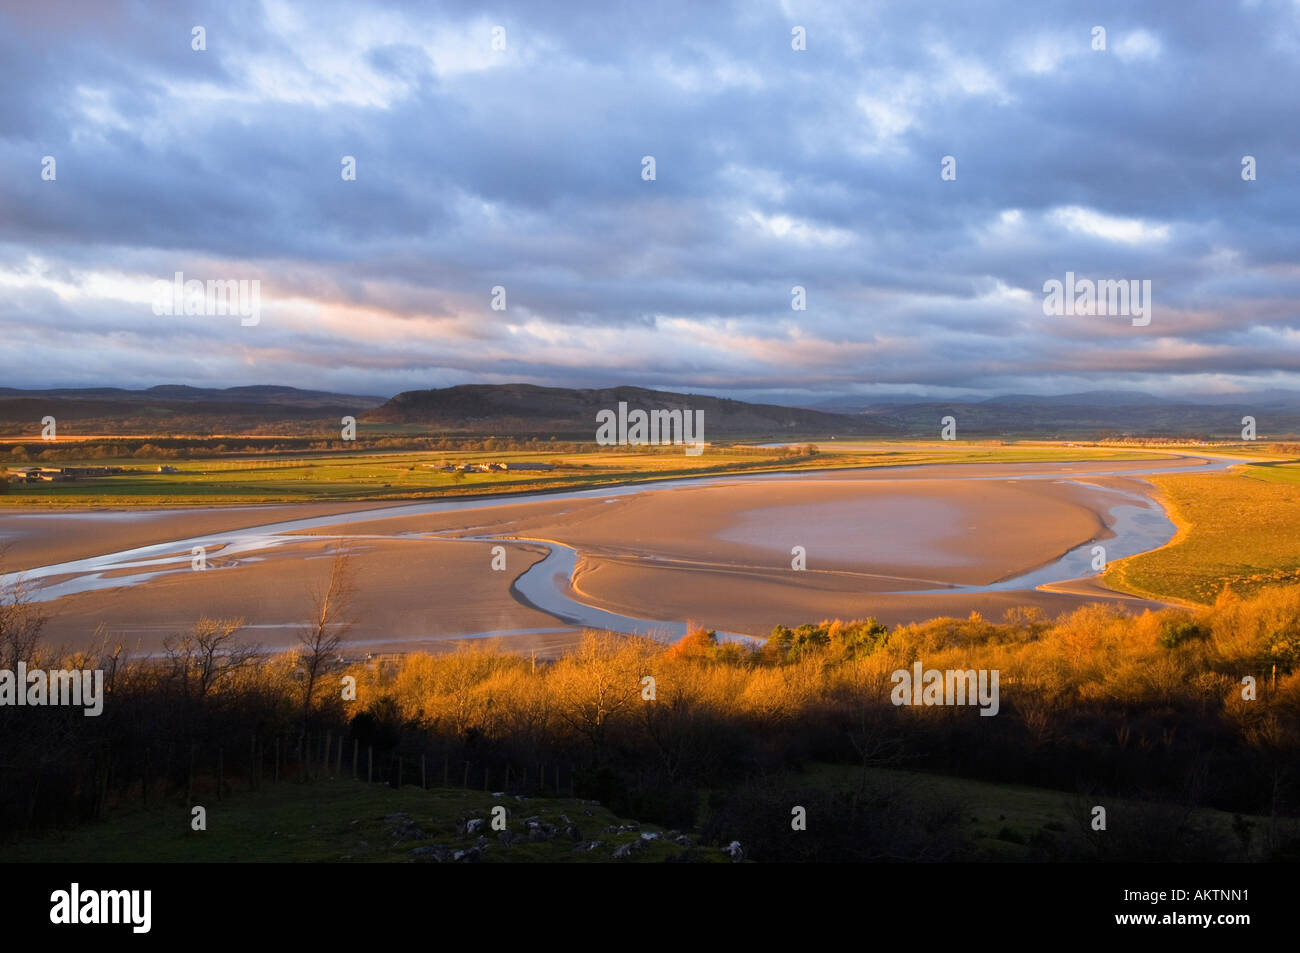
top-left (21, 732), bottom-right (578, 828)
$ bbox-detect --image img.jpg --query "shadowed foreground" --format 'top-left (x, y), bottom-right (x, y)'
top-left (3, 582), bottom-right (1299, 862)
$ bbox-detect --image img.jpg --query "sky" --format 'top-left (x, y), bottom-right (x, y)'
top-left (2, 0), bottom-right (1299, 404)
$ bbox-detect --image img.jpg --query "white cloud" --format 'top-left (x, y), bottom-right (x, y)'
top-left (1114, 29), bottom-right (1163, 62)
top-left (855, 90), bottom-right (916, 140)
top-left (927, 43), bottom-right (1008, 101)
top-left (741, 210), bottom-right (855, 247)
top-left (1049, 206), bottom-right (1171, 244)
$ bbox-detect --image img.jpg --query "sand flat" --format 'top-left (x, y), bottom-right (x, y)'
top-left (35, 537), bottom-right (563, 654)
top-left (0, 501), bottom-right (382, 572)
top-left (567, 554), bottom-right (1166, 634)
top-left (4, 460), bottom-right (1194, 653)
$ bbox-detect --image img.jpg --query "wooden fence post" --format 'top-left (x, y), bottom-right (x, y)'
top-left (421, 754), bottom-right (426, 789)
top-left (353, 740), bottom-right (359, 780)
top-left (217, 748), bottom-right (224, 801)
top-left (98, 743), bottom-right (111, 819)
top-left (367, 746), bottom-right (373, 783)
top-left (161, 743), bottom-right (174, 801)
top-left (274, 737), bottom-right (280, 783)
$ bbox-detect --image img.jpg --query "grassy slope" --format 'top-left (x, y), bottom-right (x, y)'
top-left (800, 763), bottom-right (1290, 862)
top-left (0, 779), bottom-right (717, 863)
top-left (4, 764), bottom-right (1288, 863)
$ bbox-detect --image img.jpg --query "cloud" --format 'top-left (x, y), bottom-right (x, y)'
top-left (1049, 206), bottom-right (1172, 244)
top-left (0, 0), bottom-right (1297, 402)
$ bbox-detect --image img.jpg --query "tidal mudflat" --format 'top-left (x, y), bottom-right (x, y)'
top-left (0, 455), bottom-right (1232, 655)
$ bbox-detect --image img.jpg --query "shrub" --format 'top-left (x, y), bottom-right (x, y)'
top-left (1158, 618), bottom-right (1206, 650)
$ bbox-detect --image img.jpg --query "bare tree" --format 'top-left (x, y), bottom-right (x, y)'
top-left (162, 617), bottom-right (261, 700)
top-left (0, 551), bottom-right (50, 670)
top-left (298, 545), bottom-right (357, 731)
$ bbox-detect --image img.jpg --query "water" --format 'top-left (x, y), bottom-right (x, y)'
top-left (0, 454), bottom-right (1237, 641)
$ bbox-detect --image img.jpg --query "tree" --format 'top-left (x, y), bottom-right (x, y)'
top-left (0, 552), bottom-right (49, 670)
top-left (666, 624), bottom-right (717, 660)
top-left (162, 616), bottom-right (260, 700)
top-left (298, 546), bottom-right (357, 732)
top-left (549, 633), bottom-right (646, 760)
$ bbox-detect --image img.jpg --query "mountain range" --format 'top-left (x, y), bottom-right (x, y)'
top-left (2, 384), bottom-right (1299, 439)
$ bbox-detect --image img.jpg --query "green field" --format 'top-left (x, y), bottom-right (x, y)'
top-left (1106, 463), bottom-right (1300, 603)
top-left (1, 440), bottom-right (1175, 507)
top-left (1238, 460), bottom-right (1300, 484)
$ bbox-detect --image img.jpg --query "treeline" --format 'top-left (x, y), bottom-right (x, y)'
top-left (0, 437), bottom-right (833, 466)
top-left (773, 443), bottom-right (821, 459)
top-left (0, 414), bottom-right (327, 438)
top-left (1, 435), bottom-right (591, 463)
top-left (1096, 437), bottom-right (1300, 449)
top-left (3, 587), bottom-right (1299, 860)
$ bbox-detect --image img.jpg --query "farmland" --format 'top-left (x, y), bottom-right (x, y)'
top-left (2, 437), bottom-right (1182, 507)
top-left (1105, 462), bottom-right (1300, 603)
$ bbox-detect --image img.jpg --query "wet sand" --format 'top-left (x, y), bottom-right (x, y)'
top-left (0, 502), bottom-right (380, 572)
top-left (0, 458), bottom-right (1212, 654)
top-left (32, 538), bottom-right (568, 656)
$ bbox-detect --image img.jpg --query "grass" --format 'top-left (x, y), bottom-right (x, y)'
top-left (1105, 465), bottom-right (1300, 603)
top-left (1237, 459), bottom-right (1300, 485)
top-left (1, 441), bottom-right (1174, 507)
top-left (0, 448), bottom-right (791, 506)
top-left (6, 762), bottom-right (1289, 863)
top-left (798, 763), bottom-right (1291, 861)
top-left (0, 778), bottom-right (717, 863)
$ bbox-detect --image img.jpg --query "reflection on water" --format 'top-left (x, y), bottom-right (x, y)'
top-left (717, 496), bottom-right (974, 567)
top-left (895, 482), bottom-right (1176, 593)
top-left (502, 539), bottom-right (755, 644)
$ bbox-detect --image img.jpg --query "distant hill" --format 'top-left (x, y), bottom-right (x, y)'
top-left (977, 390), bottom-right (1178, 408)
top-left (0, 386), bottom-right (386, 436)
top-left (0, 385), bottom-right (385, 409)
top-left (867, 395), bottom-right (1300, 438)
top-left (3, 382), bottom-right (1298, 440)
top-left (800, 389), bottom-right (1300, 438)
top-left (362, 384), bottom-right (898, 437)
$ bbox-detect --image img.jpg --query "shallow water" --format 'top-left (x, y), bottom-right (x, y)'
top-left (0, 455), bottom-right (1235, 641)
top-left (716, 495), bottom-right (975, 567)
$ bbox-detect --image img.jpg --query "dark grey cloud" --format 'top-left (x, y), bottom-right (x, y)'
top-left (1, 0), bottom-right (1297, 402)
